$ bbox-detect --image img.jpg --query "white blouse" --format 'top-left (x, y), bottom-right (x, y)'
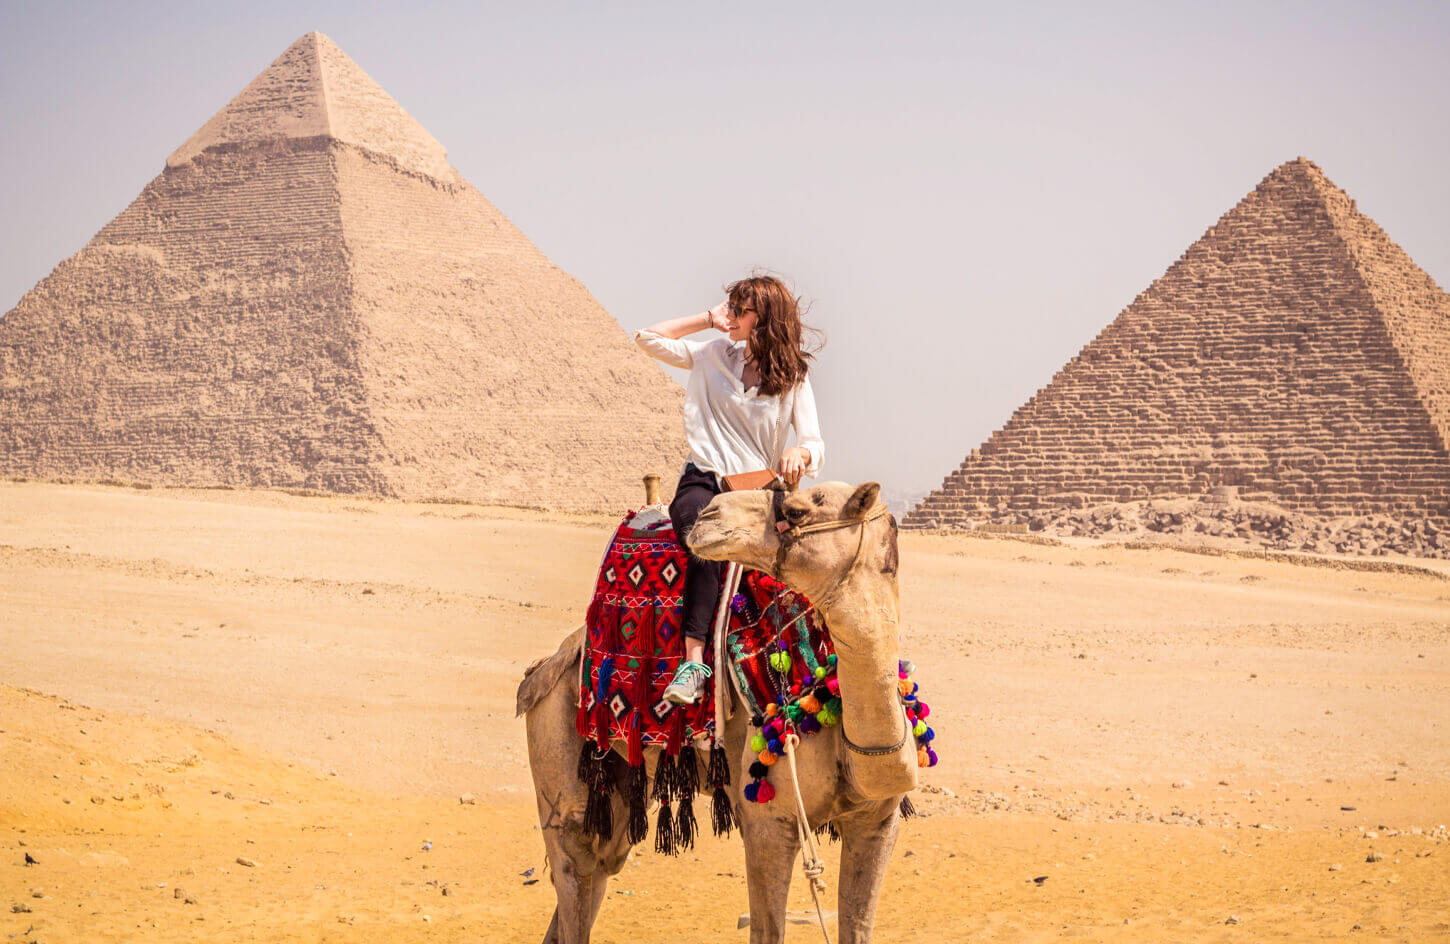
top-left (634, 329), bottom-right (825, 480)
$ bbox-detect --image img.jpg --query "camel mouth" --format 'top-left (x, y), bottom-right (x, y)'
top-left (686, 524), bottom-right (754, 562)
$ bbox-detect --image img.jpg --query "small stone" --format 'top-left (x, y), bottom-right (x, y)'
top-left (30, 889), bottom-right (44, 899)
top-left (1363, 831), bottom-right (1379, 839)
top-left (11, 903), bottom-right (33, 914)
top-left (236, 856), bottom-right (258, 868)
top-left (1365, 851), bottom-right (1383, 863)
top-left (1329, 863), bottom-right (1342, 871)
top-left (1340, 805), bottom-right (1356, 811)
top-left (1224, 915), bottom-right (1240, 925)
top-left (459, 793), bottom-right (477, 805)
top-left (1172, 780), bottom-right (1192, 789)
top-left (1032, 875), bottom-right (1048, 885)
top-left (184, 896), bottom-right (199, 905)
top-left (174, 887), bottom-right (185, 899)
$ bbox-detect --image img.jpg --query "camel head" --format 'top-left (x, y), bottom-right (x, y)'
top-left (686, 481), bottom-right (898, 612)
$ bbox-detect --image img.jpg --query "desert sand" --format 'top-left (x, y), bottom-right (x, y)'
top-left (3, 480), bottom-right (1448, 942)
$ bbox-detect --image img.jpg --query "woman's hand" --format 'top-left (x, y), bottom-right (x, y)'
top-left (706, 300), bottom-right (733, 333)
top-left (778, 446), bottom-right (811, 486)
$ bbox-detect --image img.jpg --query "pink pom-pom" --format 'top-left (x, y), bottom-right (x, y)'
top-left (917, 703), bottom-right (930, 719)
top-left (757, 782), bottom-right (776, 803)
top-left (826, 678), bottom-right (840, 696)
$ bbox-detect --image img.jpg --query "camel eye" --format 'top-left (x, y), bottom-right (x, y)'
top-left (782, 504), bottom-right (810, 524)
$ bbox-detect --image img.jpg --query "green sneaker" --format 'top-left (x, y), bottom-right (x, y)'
top-left (663, 660), bottom-right (713, 705)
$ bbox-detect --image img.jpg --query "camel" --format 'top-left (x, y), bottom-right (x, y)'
top-left (516, 480), bottom-right (917, 944)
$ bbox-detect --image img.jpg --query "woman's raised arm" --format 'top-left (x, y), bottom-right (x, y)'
top-left (634, 302), bottom-right (730, 369)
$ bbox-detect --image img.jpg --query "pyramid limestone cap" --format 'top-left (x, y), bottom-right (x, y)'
top-left (166, 32), bottom-right (454, 182)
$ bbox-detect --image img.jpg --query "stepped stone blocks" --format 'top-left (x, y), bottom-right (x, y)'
top-left (904, 158), bottom-right (1450, 531)
top-left (0, 33), bottom-right (686, 511)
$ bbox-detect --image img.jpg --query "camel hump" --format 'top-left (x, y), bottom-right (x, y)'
top-left (515, 624), bottom-right (585, 717)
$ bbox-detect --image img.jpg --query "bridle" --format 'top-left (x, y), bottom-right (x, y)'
top-left (769, 488), bottom-right (889, 600)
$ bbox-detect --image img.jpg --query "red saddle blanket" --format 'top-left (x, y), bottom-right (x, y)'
top-left (575, 507), bottom-right (833, 767)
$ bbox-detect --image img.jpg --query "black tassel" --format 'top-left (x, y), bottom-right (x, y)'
top-left (676, 796), bottom-right (697, 851)
top-left (580, 745), bottom-right (614, 840)
top-left (585, 777), bottom-right (614, 840)
top-left (826, 821), bottom-right (841, 843)
top-left (899, 795), bottom-right (916, 820)
top-left (627, 764), bottom-right (649, 845)
top-left (652, 752), bottom-right (677, 804)
top-left (676, 747), bottom-right (699, 802)
top-left (577, 741), bottom-right (593, 784)
top-left (711, 786), bottom-right (735, 838)
top-left (654, 803), bottom-right (676, 855)
top-left (707, 744), bottom-right (730, 788)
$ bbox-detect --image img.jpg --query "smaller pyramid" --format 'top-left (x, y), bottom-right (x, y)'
top-left (905, 158), bottom-right (1450, 530)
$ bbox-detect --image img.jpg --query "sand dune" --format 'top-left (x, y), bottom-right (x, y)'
top-left (2, 481), bottom-right (1447, 942)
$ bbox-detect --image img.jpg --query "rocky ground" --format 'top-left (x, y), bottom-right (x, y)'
top-left (978, 495), bottom-right (1450, 560)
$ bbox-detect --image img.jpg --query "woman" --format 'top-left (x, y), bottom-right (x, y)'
top-left (633, 274), bottom-right (825, 705)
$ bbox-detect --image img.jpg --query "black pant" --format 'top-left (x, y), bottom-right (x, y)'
top-left (670, 464), bottom-right (724, 643)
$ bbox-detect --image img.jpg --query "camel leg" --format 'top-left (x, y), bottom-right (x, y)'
top-left (526, 661), bottom-right (634, 944)
top-left (833, 798), bottom-right (902, 944)
top-left (738, 806), bottom-right (802, 944)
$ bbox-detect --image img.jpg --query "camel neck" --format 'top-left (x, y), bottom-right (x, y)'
top-left (821, 569), bottom-right (904, 753)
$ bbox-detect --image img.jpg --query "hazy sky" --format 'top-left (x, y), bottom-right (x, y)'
top-left (3, 1), bottom-right (1448, 496)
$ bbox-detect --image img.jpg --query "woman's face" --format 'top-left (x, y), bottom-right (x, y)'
top-left (727, 301), bottom-right (758, 343)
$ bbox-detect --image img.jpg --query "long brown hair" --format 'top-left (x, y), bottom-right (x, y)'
top-left (726, 275), bottom-right (819, 397)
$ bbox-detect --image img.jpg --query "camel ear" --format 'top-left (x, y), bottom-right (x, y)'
top-left (842, 482), bottom-right (881, 519)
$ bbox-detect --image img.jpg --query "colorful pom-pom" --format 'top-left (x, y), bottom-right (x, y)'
top-left (769, 651), bottom-right (792, 673)
top-left (743, 782), bottom-right (760, 802)
top-left (826, 678), bottom-right (841, 697)
top-left (827, 653), bottom-right (837, 665)
top-left (750, 713), bottom-right (764, 728)
top-left (799, 716), bottom-right (821, 734)
top-left (826, 697), bottom-right (843, 716)
top-left (898, 678), bottom-right (913, 697)
top-left (766, 738), bottom-right (782, 755)
top-left (748, 761), bottom-right (769, 779)
top-left (800, 695), bottom-right (821, 714)
top-left (758, 750), bottom-right (778, 766)
top-left (921, 727), bottom-right (935, 743)
top-left (765, 703), bottom-right (777, 718)
top-left (918, 747), bottom-right (930, 767)
top-left (927, 747), bottom-right (938, 767)
top-left (814, 666), bottom-right (828, 680)
top-left (749, 734), bottom-right (766, 753)
top-left (813, 685), bottom-right (832, 702)
top-left (757, 782), bottom-right (776, 803)
top-left (917, 703), bottom-right (931, 719)
top-left (913, 720), bottom-right (928, 737)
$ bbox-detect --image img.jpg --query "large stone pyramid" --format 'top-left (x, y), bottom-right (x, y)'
top-left (905, 158), bottom-right (1450, 529)
top-left (0, 32), bottom-right (685, 511)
